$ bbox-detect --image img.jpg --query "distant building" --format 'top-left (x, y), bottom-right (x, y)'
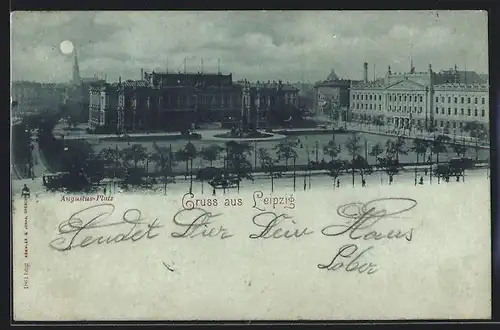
top-left (87, 70), bottom-right (299, 133)
top-left (313, 69), bottom-right (352, 118)
top-left (348, 62), bottom-right (489, 134)
top-left (11, 81), bottom-right (68, 114)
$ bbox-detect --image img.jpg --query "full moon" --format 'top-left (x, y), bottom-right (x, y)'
top-left (60, 40), bottom-right (74, 55)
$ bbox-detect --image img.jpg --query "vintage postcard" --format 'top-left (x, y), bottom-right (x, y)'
top-left (11, 10), bottom-right (491, 321)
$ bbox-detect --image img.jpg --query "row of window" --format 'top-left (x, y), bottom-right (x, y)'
top-left (389, 94), bottom-right (424, 103)
top-left (435, 95), bottom-right (486, 105)
top-left (352, 94), bottom-right (383, 101)
top-left (352, 93), bottom-right (488, 106)
top-left (353, 103), bottom-right (383, 110)
top-left (435, 107), bottom-right (486, 117)
top-left (388, 106), bottom-right (423, 114)
top-left (353, 103), bottom-right (423, 113)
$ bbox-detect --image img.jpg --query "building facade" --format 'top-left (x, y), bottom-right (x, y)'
top-left (88, 82), bottom-right (118, 132)
top-left (312, 69), bottom-right (352, 118)
top-left (349, 62), bottom-right (489, 134)
top-left (88, 70), bottom-right (299, 133)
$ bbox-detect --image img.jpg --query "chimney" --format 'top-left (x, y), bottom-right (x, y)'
top-left (141, 69), bottom-right (144, 80)
top-left (363, 62), bottom-right (368, 83)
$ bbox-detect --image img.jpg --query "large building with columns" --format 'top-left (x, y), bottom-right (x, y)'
top-left (349, 62), bottom-right (489, 134)
top-left (87, 70), bottom-right (299, 133)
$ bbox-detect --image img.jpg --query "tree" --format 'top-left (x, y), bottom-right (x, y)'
top-left (450, 143), bottom-right (468, 158)
top-left (259, 148), bottom-right (281, 192)
top-left (200, 144), bottom-right (223, 167)
top-left (372, 116), bottom-right (385, 132)
top-left (176, 142), bottom-right (197, 194)
top-left (152, 145), bottom-right (177, 195)
top-left (392, 135), bottom-right (408, 162)
top-left (258, 148), bottom-right (269, 170)
top-left (123, 144), bottom-right (148, 169)
top-left (225, 141), bottom-right (253, 193)
top-left (352, 155), bottom-right (372, 184)
top-left (275, 140), bottom-right (298, 170)
top-left (345, 132), bottom-right (362, 186)
top-left (323, 136), bottom-right (342, 163)
top-left (379, 139), bottom-right (401, 184)
top-left (411, 138), bottom-right (428, 185)
top-left (431, 135), bottom-right (451, 184)
top-left (369, 143), bottom-right (384, 184)
top-left (463, 121), bottom-right (487, 161)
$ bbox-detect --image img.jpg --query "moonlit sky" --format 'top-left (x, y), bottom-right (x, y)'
top-left (11, 10), bottom-right (488, 83)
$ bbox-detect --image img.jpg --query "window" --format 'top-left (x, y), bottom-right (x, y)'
top-left (361, 104), bottom-right (363, 109)
top-left (441, 96), bottom-right (445, 102)
top-left (446, 121), bottom-right (450, 128)
top-left (361, 95), bottom-right (364, 100)
top-left (436, 107), bottom-right (439, 114)
top-left (474, 98), bottom-right (478, 104)
top-left (459, 122), bottom-right (463, 128)
top-left (482, 109), bottom-right (485, 117)
top-left (441, 107), bottom-right (445, 114)
top-left (467, 97), bottom-right (471, 104)
top-left (461, 97), bottom-right (464, 103)
top-left (454, 108), bottom-right (457, 115)
top-left (448, 108), bottom-right (451, 115)
top-left (419, 107), bottom-right (422, 113)
top-left (474, 109), bottom-right (478, 116)
top-left (453, 122), bottom-right (456, 129)
top-left (419, 96), bottom-right (423, 102)
top-left (369, 95), bottom-right (372, 101)
top-left (482, 98), bottom-right (485, 104)
top-left (356, 103), bottom-right (359, 109)
top-left (467, 109), bottom-right (471, 116)
top-left (448, 97), bottom-right (451, 103)
top-left (379, 95), bottom-right (382, 101)
top-left (404, 106), bottom-right (406, 112)
top-left (404, 95), bottom-right (407, 102)
top-left (398, 106), bottom-right (401, 111)
top-left (369, 104), bottom-right (372, 110)
top-left (461, 109), bottom-right (464, 115)
top-left (353, 94), bottom-right (356, 100)
top-left (399, 96), bottom-right (402, 102)
top-left (435, 96), bottom-right (439, 103)
top-left (440, 121), bottom-right (444, 127)
top-left (454, 97), bottom-right (457, 103)
top-left (379, 104), bottom-right (382, 110)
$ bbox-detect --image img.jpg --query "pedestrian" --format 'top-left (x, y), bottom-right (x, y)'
top-left (103, 187), bottom-right (107, 195)
top-left (212, 187), bottom-right (216, 196)
top-left (419, 177), bottom-right (424, 185)
top-left (456, 175), bottom-right (460, 182)
top-left (336, 179), bottom-right (340, 188)
top-left (362, 179), bottom-right (366, 187)
top-left (21, 184), bottom-right (30, 198)
top-left (389, 175), bottom-right (393, 185)
top-left (424, 169), bottom-right (428, 176)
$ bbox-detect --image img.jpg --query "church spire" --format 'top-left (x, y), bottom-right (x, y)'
top-left (409, 41), bottom-right (415, 74)
top-left (72, 47), bottom-right (81, 85)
